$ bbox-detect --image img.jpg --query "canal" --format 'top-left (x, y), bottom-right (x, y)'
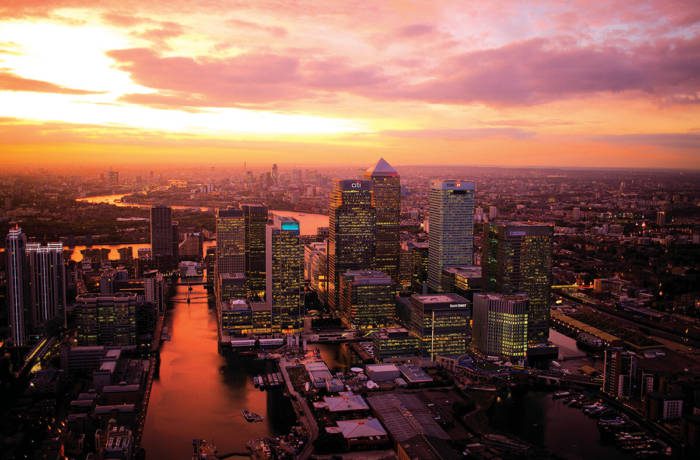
top-left (141, 283), bottom-right (293, 459)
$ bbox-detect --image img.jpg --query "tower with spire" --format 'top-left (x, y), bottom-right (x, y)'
top-left (364, 158), bottom-right (401, 285)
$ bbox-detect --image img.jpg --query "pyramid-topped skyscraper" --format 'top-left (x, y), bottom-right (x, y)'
top-left (365, 158), bottom-right (401, 285)
top-left (365, 157), bottom-right (399, 177)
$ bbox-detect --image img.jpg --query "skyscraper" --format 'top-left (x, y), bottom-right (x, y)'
top-left (6, 224), bottom-right (27, 346)
top-left (327, 179), bottom-right (375, 310)
top-left (364, 158), bottom-right (401, 284)
top-left (242, 203), bottom-right (268, 301)
top-left (26, 242), bottom-right (67, 329)
top-left (215, 208), bottom-right (245, 278)
top-left (482, 222), bottom-right (553, 344)
top-left (150, 205), bottom-right (177, 269)
top-left (427, 180), bottom-right (475, 292)
top-left (472, 293), bottom-right (529, 362)
top-left (266, 215), bottom-right (303, 333)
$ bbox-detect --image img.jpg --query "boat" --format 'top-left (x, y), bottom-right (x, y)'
top-left (553, 391), bottom-right (571, 399)
top-left (576, 332), bottom-right (605, 351)
top-left (242, 409), bottom-right (264, 423)
top-left (192, 439), bottom-right (217, 459)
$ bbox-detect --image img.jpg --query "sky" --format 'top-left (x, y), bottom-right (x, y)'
top-left (0, 0), bottom-right (699, 170)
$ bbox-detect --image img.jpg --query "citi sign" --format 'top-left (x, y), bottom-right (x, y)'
top-left (351, 182), bottom-right (363, 189)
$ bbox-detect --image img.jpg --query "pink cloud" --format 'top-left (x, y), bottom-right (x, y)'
top-left (108, 48), bottom-right (304, 105)
top-left (0, 71), bottom-right (100, 94)
top-left (108, 32), bottom-right (700, 108)
top-left (108, 48), bottom-right (389, 107)
top-left (391, 36), bottom-right (700, 105)
top-left (396, 23), bottom-right (435, 38)
top-left (226, 19), bottom-right (287, 37)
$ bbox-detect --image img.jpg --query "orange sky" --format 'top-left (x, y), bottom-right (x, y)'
top-left (1, 1), bottom-right (699, 170)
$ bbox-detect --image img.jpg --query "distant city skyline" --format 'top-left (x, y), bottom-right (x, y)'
top-left (1, 1), bottom-right (699, 169)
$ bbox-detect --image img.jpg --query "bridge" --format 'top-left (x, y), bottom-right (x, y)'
top-left (180, 280), bottom-right (208, 286)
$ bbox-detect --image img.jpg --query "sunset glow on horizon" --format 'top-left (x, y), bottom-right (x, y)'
top-left (1, 1), bottom-right (699, 170)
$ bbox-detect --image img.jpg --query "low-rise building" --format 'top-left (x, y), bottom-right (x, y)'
top-left (371, 327), bottom-right (421, 362)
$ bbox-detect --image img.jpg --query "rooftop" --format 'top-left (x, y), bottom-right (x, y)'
top-left (399, 365), bottom-right (433, 383)
top-left (335, 418), bottom-right (387, 439)
top-left (365, 158), bottom-right (399, 177)
top-left (430, 179), bottom-right (475, 191)
top-left (443, 265), bottom-right (482, 277)
top-left (412, 293), bottom-right (469, 305)
top-left (322, 392), bottom-right (370, 412)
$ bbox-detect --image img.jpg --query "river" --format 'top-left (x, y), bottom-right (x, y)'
top-left (67, 194), bottom-right (329, 261)
top-left (141, 283), bottom-right (294, 459)
top-left (75, 194), bottom-right (328, 236)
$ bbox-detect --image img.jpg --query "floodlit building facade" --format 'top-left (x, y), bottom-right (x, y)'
top-left (472, 293), bottom-right (529, 361)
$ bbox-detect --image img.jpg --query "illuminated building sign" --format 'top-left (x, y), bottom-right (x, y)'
top-left (281, 221), bottom-right (300, 231)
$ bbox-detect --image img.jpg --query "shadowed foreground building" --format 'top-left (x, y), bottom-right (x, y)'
top-left (472, 293), bottom-right (529, 362)
top-left (75, 293), bottom-right (138, 346)
top-left (6, 224), bottom-right (27, 346)
top-left (27, 242), bottom-right (67, 329)
top-left (150, 205), bottom-right (178, 269)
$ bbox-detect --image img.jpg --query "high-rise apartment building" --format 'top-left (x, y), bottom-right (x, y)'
top-left (472, 293), bottom-right (529, 362)
top-left (266, 215), bottom-right (303, 333)
top-left (482, 222), bottom-right (553, 344)
top-left (603, 347), bottom-right (637, 399)
top-left (408, 293), bottom-right (470, 358)
top-left (364, 158), bottom-right (401, 284)
top-left (427, 180), bottom-right (475, 292)
top-left (26, 242), bottom-right (67, 329)
top-left (339, 270), bottom-right (395, 330)
top-left (6, 224), bottom-right (27, 345)
top-left (150, 205), bottom-right (178, 269)
top-left (328, 179), bottom-right (375, 310)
